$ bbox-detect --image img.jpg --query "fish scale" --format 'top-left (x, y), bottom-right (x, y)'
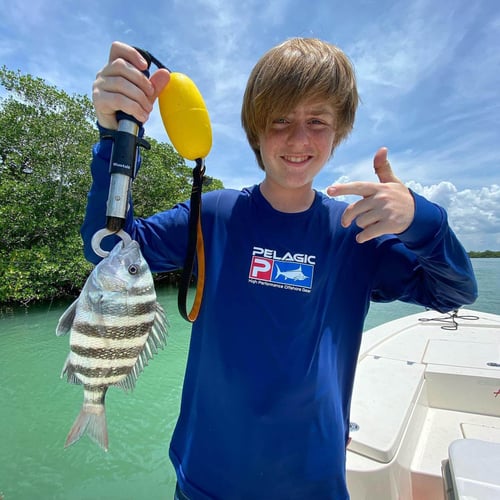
top-left (56, 239), bottom-right (169, 451)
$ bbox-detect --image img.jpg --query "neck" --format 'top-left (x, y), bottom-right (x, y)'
top-left (259, 180), bottom-right (315, 213)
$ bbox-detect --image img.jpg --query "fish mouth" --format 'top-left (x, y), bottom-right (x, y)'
top-left (113, 239), bottom-right (142, 260)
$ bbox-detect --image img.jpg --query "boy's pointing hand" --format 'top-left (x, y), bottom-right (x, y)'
top-left (327, 147), bottom-right (415, 243)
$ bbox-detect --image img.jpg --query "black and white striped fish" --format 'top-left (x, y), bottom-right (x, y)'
top-left (56, 239), bottom-right (168, 451)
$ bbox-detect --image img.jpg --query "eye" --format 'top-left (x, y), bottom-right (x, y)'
top-left (308, 118), bottom-right (330, 128)
top-left (128, 264), bottom-right (139, 275)
top-left (271, 117), bottom-right (289, 128)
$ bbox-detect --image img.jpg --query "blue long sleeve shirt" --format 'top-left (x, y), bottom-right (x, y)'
top-left (81, 138), bottom-right (477, 499)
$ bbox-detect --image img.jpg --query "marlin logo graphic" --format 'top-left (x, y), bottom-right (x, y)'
top-left (275, 264), bottom-right (308, 281)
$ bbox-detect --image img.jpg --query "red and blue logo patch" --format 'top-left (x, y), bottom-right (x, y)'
top-left (249, 256), bottom-right (314, 289)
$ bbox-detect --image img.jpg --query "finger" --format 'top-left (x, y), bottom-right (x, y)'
top-left (327, 181), bottom-right (378, 198)
top-left (350, 206), bottom-right (381, 231)
top-left (355, 222), bottom-right (386, 244)
top-left (341, 196), bottom-right (377, 228)
top-left (374, 147), bottom-right (401, 184)
top-left (108, 41), bottom-right (149, 72)
top-left (100, 91), bottom-right (153, 123)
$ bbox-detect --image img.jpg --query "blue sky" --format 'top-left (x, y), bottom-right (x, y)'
top-left (1, 0), bottom-right (499, 250)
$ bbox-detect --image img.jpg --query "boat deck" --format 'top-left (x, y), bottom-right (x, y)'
top-left (346, 309), bottom-right (500, 500)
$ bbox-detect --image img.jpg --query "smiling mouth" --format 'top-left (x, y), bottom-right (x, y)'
top-left (282, 155), bottom-right (312, 163)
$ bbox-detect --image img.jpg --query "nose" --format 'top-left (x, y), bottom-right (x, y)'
top-left (286, 122), bottom-right (310, 146)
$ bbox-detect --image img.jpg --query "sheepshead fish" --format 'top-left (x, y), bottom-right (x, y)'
top-left (56, 239), bottom-right (168, 451)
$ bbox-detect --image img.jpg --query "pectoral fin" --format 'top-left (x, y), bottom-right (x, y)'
top-left (56, 299), bottom-right (79, 336)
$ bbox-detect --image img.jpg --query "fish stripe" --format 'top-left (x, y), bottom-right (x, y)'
top-left (71, 356), bottom-right (136, 376)
top-left (70, 330), bottom-right (150, 350)
top-left (71, 364), bottom-right (132, 378)
top-left (69, 353), bottom-right (137, 372)
top-left (78, 373), bottom-right (127, 391)
top-left (86, 304), bottom-right (156, 318)
top-left (72, 319), bottom-right (154, 339)
top-left (71, 345), bottom-right (144, 360)
top-left (87, 289), bottom-right (156, 302)
top-left (82, 298), bottom-right (157, 318)
top-left (82, 383), bottom-right (117, 391)
top-left (83, 388), bottom-right (106, 403)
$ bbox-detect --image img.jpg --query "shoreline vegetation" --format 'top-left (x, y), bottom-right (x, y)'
top-left (0, 253), bottom-right (497, 311)
top-left (467, 250), bottom-right (500, 258)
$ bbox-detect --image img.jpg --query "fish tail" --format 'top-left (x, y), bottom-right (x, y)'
top-left (65, 403), bottom-right (108, 452)
top-left (275, 263), bottom-right (282, 278)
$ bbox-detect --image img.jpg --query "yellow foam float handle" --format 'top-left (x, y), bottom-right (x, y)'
top-left (158, 72), bottom-right (212, 160)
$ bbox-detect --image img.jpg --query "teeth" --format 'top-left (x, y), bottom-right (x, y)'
top-left (284, 155), bottom-right (309, 163)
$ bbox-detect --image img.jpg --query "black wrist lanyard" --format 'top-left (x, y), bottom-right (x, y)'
top-left (177, 158), bottom-right (206, 323)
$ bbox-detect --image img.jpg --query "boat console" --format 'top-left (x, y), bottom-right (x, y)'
top-left (442, 439), bottom-right (500, 499)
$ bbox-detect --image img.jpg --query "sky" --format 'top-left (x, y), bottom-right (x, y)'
top-left (1, 0), bottom-right (499, 251)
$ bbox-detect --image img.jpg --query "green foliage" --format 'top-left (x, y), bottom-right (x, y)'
top-left (134, 140), bottom-right (224, 216)
top-left (0, 235), bottom-right (92, 305)
top-left (468, 250), bottom-right (500, 258)
top-left (0, 67), bottom-right (224, 306)
top-left (0, 67), bottom-right (96, 306)
top-left (134, 137), bottom-right (193, 215)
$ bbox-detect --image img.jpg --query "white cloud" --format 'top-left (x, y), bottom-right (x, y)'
top-left (407, 182), bottom-right (500, 251)
top-left (321, 177), bottom-right (499, 251)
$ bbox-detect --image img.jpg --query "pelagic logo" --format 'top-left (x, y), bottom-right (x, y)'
top-left (248, 247), bottom-right (315, 292)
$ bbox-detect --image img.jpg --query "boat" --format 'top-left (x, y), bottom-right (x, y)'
top-left (346, 308), bottom-right (500, 499)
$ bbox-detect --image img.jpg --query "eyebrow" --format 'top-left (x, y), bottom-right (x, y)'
top-left (269, 104), bottom-right (336, 125)
top-left (310, 110), bottom-right (335, 118)
top-left (308, 105), bottom-right (335, 115)
top-left (287, 105), bottom-right (335, 118)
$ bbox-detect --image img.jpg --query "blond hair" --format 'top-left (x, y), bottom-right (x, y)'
top-left (241, 38), bottom-right (359, 170)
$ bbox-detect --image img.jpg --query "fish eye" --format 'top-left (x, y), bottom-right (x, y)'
top-left (128, 264), bottom-right (139, 275)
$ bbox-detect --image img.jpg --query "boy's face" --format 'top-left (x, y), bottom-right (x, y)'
top-left (258, 98), bottom-right (336, 192)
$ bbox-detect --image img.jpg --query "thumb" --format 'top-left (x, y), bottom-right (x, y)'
top-left (150, 68), bottom-right (171, 100)
top-left (374, 147), bottom-right (400, 183)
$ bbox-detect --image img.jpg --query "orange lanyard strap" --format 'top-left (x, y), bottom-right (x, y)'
top-left (178, 158), bottom-right (206, 322)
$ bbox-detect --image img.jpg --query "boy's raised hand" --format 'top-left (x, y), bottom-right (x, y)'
top-left (92, 41), bottom-right (171, 130)
top-left (327, 147), bottom-right (415, 243)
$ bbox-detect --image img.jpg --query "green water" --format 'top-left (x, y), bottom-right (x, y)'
top-left (0, 260), bottom-right (498, 500)
top-left (0, 287), bottom-right (190, 500)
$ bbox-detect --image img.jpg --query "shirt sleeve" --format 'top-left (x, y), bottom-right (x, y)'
top-left (371, 190), bottom-right (477, 313)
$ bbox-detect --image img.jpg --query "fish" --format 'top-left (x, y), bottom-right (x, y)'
top-left (56, 239), bottom-right (168, 452)
top-left (275, 264), bottom-right (308, 281)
